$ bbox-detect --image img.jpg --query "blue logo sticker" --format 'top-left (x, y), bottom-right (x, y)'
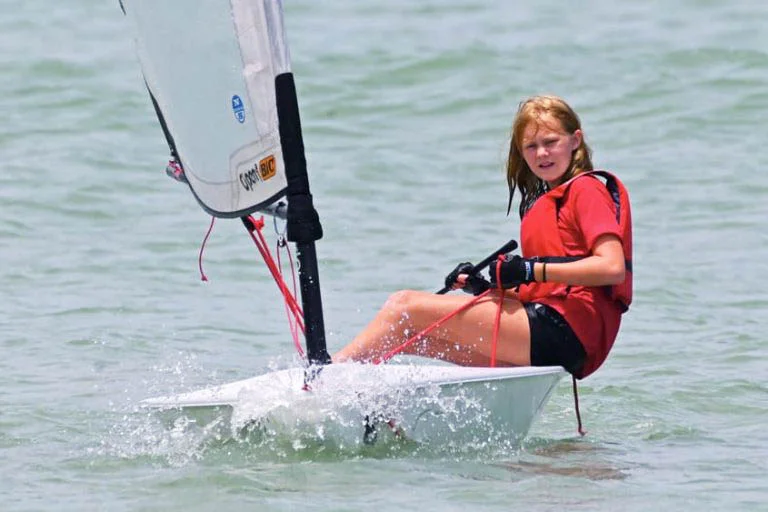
top-left (232, 95), bottom-right (246, 123)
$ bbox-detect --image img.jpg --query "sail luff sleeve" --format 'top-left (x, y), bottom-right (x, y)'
top-left (275, 71), bottom-right (329, 365)
top-left (275, 73), bottom-right (322, 243)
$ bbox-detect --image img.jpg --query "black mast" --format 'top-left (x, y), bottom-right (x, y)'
top-left (273, 73), bottom-right (331, 366)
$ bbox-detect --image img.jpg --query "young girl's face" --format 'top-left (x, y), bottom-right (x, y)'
top-left (521, 114), bottom-right (582, 187)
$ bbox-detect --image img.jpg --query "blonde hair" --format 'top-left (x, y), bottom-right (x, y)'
top-left (505, 95), bottom-right (593, 218)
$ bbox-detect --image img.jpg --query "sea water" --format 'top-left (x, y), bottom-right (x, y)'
top-left (1, 0), bottom-right (767, 510)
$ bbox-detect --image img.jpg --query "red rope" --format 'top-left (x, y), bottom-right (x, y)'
top-left (373, 289), bottom-right (492, 365)
top-left (243, 215), bottom-right (306, 358)
top-left (373, 258), bottom-right (510, 366)
top-left (246, 218), bottom-right (304, 319)
top-left (195, 214), bottom-right (305, 358)
top-left (489, 254), bottom-right (506, 367)
top-left (198, 216), bottom-right (216, 282)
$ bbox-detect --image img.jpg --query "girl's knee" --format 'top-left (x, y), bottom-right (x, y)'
top-left (382, 289), bottom-right (426, 313)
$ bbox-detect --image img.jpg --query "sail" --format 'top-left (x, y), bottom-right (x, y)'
top-left (122, 0), bottom-right (291, 217)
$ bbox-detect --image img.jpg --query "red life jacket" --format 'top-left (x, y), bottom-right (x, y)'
top-left (518, 170), bottom-right (633, 310)
top-left (517, 170), bottom-right (632, 378)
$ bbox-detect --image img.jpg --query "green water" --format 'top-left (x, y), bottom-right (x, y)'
top-left (1, 1), bottom-right (767, 510)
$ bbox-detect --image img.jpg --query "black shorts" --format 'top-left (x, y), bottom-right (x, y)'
top-left (525, 302), bottom-right (586, 376)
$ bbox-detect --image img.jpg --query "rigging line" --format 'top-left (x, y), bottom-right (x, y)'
top-left (572, 375), bottom-right (587, 436)
top-left (276, 236), bottom-right (301, 315)
top-left (277, 237), bottom-right (304, 358)
top-left (243, 216), bottom-right (307, 358)
top-left (198, 216), bottom-right (216, 282)
top-left (490, 254), bottom-right (506, 368)
top-left (246, 219), bottom-right (305, 326)
top-left (248, 224), bottom-right (306, 355)
top-left (244, 217), bottom-right (302, 315)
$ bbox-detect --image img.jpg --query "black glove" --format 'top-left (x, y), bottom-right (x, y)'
top-left (444, 262), bottom-right (491, 296)
top-left (488, 254), bottom-right (536, 289)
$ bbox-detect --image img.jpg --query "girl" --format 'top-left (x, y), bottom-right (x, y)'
top-left (334, 95), bottom-right (632, 379)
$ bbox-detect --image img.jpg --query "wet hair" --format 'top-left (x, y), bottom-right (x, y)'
top-left (505, 95), bottom-right (594, 218)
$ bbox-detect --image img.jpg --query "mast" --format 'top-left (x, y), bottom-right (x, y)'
top-left (274, 73), bottom-right (331, 366)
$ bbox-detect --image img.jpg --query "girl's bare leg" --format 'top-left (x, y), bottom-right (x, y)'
top-left (333, 290), bottom-right (531, 367)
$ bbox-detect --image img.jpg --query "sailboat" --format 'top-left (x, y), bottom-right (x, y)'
top-left (121, 0), bottom-right (565, 448)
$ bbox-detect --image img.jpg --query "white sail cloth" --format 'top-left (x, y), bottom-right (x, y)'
top-left (123, 0), bottom-right (290, 217)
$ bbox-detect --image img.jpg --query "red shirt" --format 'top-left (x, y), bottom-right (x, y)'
top-left (520, 174), bottom-right (626, 377)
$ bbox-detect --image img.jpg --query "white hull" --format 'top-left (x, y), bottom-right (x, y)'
top-left (142, 363), bottom-right (566, 448)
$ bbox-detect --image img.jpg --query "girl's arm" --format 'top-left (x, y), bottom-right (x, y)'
top-left (535, 233), bottom-right (626, 286)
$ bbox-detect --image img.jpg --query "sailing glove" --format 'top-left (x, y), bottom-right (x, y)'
top-left (444, 262), bottom-right (491, 296)
top-left (488, 254), bottom-right (536, 288)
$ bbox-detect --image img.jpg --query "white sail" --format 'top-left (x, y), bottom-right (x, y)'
top-left (122, 0), bottom-right (291, 217)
